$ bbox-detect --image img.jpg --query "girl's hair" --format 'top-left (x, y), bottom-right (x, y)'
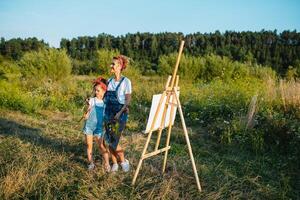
top-left (92, 77), bottom-right (107, 92)
top-left (113, 55), bottom-right (129, 71)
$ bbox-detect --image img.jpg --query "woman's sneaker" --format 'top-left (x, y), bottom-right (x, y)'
top-left (121, 159), bottom-right (130, 172)
top-left (88, 163), bottom-right (95, 170)
top-left (111, 163), bottom-right (119, 172)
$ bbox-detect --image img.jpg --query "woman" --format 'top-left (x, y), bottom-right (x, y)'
top-left (104, 55), bottom-right (131, 172)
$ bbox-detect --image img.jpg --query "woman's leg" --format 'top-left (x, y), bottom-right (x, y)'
top-left (110, 146), bottom-right (120, 163)
top-left (115, 144), bottom-right (125, 162)
top-left (109, 146), bottom-right (119, 172)
top-left (85, 135), bottom-right (93, 164)
top-left (114, 144), bottom-right (129, 172)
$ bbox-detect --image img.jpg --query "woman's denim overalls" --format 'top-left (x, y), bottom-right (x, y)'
top-left (83, 98), bottom-right (105, 137)
top-left (104, 77), bottom-right (128, 150)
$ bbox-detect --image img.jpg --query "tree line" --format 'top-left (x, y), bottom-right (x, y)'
top-left (0, 37), bottom-right (48, 60)
top-left (1, 30), bottom-right (300, 75)
top-left (59, 30), bottom-right (300, 75)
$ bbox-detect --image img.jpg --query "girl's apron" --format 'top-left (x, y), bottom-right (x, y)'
top-left (83, 98), bottom-right (105, 136)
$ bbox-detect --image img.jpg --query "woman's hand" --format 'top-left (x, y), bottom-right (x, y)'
top-left (125, 106), bottom-right (129, 113)
top-left (114, 111), bottom-right (122, 120)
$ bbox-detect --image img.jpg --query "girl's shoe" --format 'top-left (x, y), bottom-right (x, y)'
top-left (88, 163), bottom-right (95, 170)
top-left (111, 163), bottom-right (119, 172)
top-left (121, 159), bottom-right (130, 172)
top-left (104, 164), bottom-right (111, 173)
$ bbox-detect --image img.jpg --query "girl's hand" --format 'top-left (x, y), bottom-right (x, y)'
top-left (84, 112), bottom-right (90, 120)
top-left (85, 98), bottom-right (90, 105)
top-left (83, 107), bottom-right (91, 120)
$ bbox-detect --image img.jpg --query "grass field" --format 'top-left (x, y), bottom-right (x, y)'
top-left (0, 107), bottom-right (298, 199)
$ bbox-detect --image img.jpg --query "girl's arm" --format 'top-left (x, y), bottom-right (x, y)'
top-left (83, 99), bottom-right (92, 120)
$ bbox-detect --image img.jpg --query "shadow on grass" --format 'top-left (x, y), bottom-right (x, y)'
top-left (0, 117), bottom-right (85, 165)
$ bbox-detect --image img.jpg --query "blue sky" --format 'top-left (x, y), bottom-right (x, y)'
top-left (1, 0), bottom-right (299, 47)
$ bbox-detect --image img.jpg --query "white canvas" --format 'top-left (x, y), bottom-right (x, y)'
top-left (144, 92), bottom-right (179, 133)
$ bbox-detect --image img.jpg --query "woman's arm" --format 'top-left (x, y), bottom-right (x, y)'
top-left (114, 94), bottom-right (131, 120)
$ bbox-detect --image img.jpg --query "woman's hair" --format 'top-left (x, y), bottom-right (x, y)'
top-left (113, 55), bottom-right (129, 71)
top-left (92, 77), bottom-right (107, 92)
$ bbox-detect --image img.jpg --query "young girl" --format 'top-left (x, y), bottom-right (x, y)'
top-left (104, 55), bottom-right (131, 172)
top-left (82, 77), bottom-right (110, 172)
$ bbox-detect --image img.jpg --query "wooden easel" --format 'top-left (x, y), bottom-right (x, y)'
top-left (132, 41), bottom-right (202, 192)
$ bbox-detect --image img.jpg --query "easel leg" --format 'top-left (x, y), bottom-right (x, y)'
top-left (162, 76), bottom-right (179, 173)
top-left (162, 123), bottom-right (172, 173)
top-left (162, 94), bottom-right (177, 172)
top-left (132, 91), bottom-right (167, 186)
top-left (174, 91), bottom-right (202, 192)
top-left (132, 130), bottom-right (153, 185)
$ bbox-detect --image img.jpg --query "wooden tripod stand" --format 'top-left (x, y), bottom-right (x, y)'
top-left (131, 41), bottom-right (202, 192)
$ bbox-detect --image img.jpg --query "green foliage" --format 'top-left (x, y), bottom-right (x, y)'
top-left (201, 54), bottom-right (234, 81)
top-left (294, 59), bottom-right (300, 77)
top-left (248, 64), bottom-right (276, 80)
top-left (0, 81), bottom-right (41, 113)
top-left (0, 37), bottom-right (48, 60)
top-left (92, 49), bottom-right (120, 75)
top-left (285, 66), bottom-right (298, 80)
top-left (0, 48), bottom-right (78, 113)
top-left (71, 59), bottom-right (93, 75)
top-left (158, 53), bottom-right (275, 82)
top-left (18, 48), bottom-right (72, 83)
top-left (0, 57), bottom-right (40, 113)
top-left (122, 61), bottom-right (141, 81)
top-left (0, 55), bottom-right (21, 81)
top-left (58, 30), bottom-right (300, 75)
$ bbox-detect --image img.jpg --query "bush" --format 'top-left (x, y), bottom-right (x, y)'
top-left (0, 49), bottom-right (79, 113)
top-left (92, 49), bottom-right (120, 76)
top-left (158, 53), bottom-right (276, 82)
top-left (0, 56), bottom-right (21, 82)
top-left (18, 48), bottom-right (72, 83)
top-left (71, 59), bottom-right (93, 75)
top-left (0, 81), bottom-right (41, 113)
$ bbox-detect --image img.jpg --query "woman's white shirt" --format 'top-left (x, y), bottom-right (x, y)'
top-left (107, 77), bottom-right (132, 104)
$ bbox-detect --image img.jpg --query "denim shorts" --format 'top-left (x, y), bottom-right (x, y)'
top-left (83, 123), bottom-right (104, 137)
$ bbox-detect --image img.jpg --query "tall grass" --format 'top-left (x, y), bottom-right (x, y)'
top-left (0, 109), bottom-right (298, 199)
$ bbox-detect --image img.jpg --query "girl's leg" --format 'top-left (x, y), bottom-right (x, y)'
top-left (85, 135), bottom-right (94, 164)
top-left (96, 138), bottom-right (110, 168)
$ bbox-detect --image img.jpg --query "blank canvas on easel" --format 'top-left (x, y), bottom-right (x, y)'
top-left (144, 91), bottom-right (180, 133)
